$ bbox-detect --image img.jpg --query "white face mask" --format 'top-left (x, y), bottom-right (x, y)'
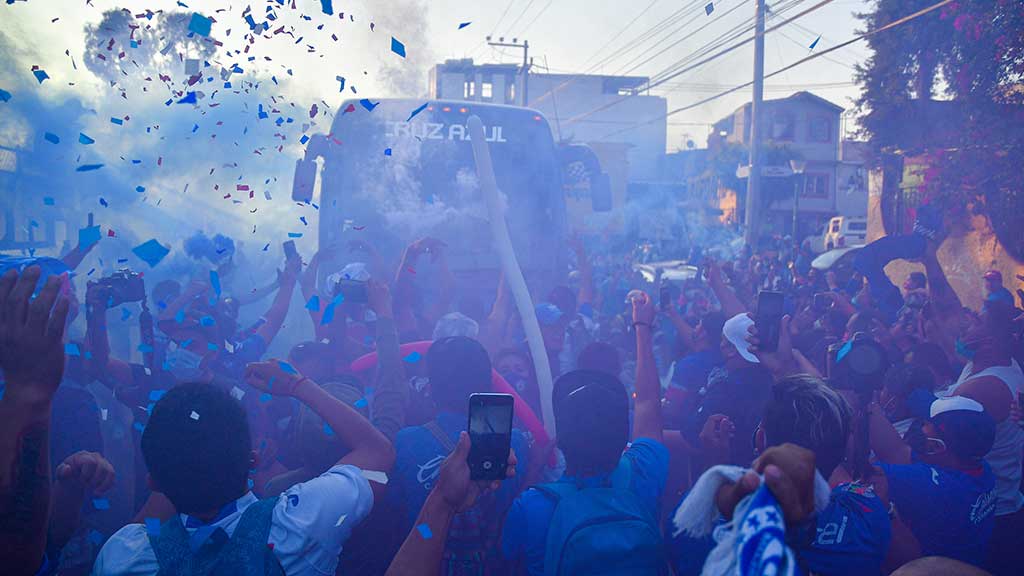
top-left (163, 346), bottom-right (206, 381)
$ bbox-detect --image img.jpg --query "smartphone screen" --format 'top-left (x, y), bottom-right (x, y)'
top-left (335, 279), bottom-right (368, 304)
top-left (467, 393), bottom-right (514, 481)
top-left (756, 291), bottom-right (785, 352)
top-left (659, 284), bottom-right (671, 311)
top-left (813, 293), bottom-right (831, 312)
top-left (283, 240), bottom-right (298, 261)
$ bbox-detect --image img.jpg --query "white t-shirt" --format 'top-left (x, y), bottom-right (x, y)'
top-left (92, 464), bottom-right (373, 576)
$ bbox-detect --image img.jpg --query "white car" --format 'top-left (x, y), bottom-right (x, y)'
top-left (808, 216), bottom-right (868, 253)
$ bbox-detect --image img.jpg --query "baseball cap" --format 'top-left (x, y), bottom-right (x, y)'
top-left (929, 396), bottom-right (983, 418)
top-left (535, 303), bottom-right (564, 327)
top-left (722, 313), bottom-right (759, 363)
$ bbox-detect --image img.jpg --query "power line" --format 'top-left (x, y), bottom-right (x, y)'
top-left (505, 0), bottom-right (539, 35)
top-left (519, 0), bottom-right (556, 36)
top-left (594, 0), bottom-right (956, 142)
top-left (579, 0), bottom-right (662, 69)
top-left (468, 0), bottom-right (522, 58)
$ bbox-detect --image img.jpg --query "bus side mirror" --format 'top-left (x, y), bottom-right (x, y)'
top-left (293, 157), bottom-right (316, 202)
top-left (591, 173), bottom-right (612, 212)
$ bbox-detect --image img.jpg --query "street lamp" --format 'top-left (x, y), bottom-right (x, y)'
top-left (789, 159), bottom-right (807, 245)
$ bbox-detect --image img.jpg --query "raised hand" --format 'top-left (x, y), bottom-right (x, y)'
top-left (0, 267), bottom-right (71, 402)
top-left (55, 451), bottom-right (116, 495)
top-left (244, 360), bottom-right (305, 397)
top-left (366, 279), bottom-right (394, 319)
top-left (631, 290), bottom-right (656, 327)
top-left (435, 432), bottom-right (516, 513)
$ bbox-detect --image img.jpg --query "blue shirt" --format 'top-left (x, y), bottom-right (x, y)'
top-left (670, 348), bottom-right (723, 393)
top-left (501, 438), bottom-right (670, 576)
top-left (879, 460), bottom-right (996, 566)
top-left (799, 482), bottom-right (891, 576)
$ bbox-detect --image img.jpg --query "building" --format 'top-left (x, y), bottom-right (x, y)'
top-left (429, 59), bottom-right (667, 183)
top-left (702, 91), bottom-right (867, 240)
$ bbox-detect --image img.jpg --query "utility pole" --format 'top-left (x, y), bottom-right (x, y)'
top-left (743, 0), bottom-right (766, 247)
top-left (486, 37), bottom-right (530, 106)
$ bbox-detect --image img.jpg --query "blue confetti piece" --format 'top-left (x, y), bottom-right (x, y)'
top-left (132, 239), bottom-right (170, 268)
top-left (33, 69), bottom-right (49, 84)
top-left (136, 186), bottom-right (145, 193)
top-left (809, 35), bottom-right (821, 50)
top-left (705, 2), bottom-right (714, 15)
top-left (300, 134), bottom-right (310, 144)
top-left (148, 389), bottom-right (166, 401)
top-left (354, 398), bottom-right (368, 409)
top-left (320, 0), bottom-right (333, 15)
top-left (79, 133), bottom-right (94, 145)
top-left (262, 243), bottom-right (270, 251)
top-left (88, 529), bottom-right (104, 545)
top-left (391, 37), bottom-right (406, 58)
top-left (188, 13), bottom-right (213, 37)
top-left (177, 91), bottom-right (197, 104)
top-left (248, 478), bottom-right (255, 489)
top-left (210, 270), bottom-right (221, 295)
top-left (407, 102), bottom-right (429, 121)
top-left (192, 123), bottom-right (199, 133)
top-left (44, 132), bottom-right (59, 144)
top-left (287, 232), bottom-right (302, 238)
top-left (92, 498), bottom-right (110, 510)
top-left (320, 302), bottom-right (337, 325)
top-left (360, 99), bottom-right (379, 112)
top-left (323, 423), bottom-right (334, 436)
top-left (175, 309), bottom-right (186, 323)
top-left (133, 421), bottom-right (145, 433)
top-left (76, 164), bottom-right (104, 172)
top-left (458, 22), bottom-right (472, 30)
top-left (260, 393), bottom-right (272, 403)
top-left (417, 524), bottom-right (433, 539)
top-left (138, 343), bottom-right (154, 354)
top-left (99, 197), bottom-right (109, 207)
top-left (305, 295), bottom-right (320, 311)
top-left (403, 351), bottom-right (422, 363)
top-left (207, 342), bottom-right (218, 351)
top-left (384, 148), bottom-right (392, 156)
top-left (0, 88), bottom-right (11, 102)
top-left (65, 343), bottom-right (81, 357)
top-left (278, 361), bottom-right (298, 374)
top-left (110, 117), bottom-right (123, 125)
top-left (79, 225), bottom-right (101, 249)
top-left (145, 518), bottom-right (161, 537)
top-left (121, 308), bottom-right (132, 321)
top-left (43, 197), bottom-right (54, 205)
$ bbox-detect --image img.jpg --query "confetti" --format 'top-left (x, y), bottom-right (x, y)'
top-left (79, 133), bottom-right (94, 145)
top-left (44, 132), bottom-right (59, 144)
top-left (458, 22), bottom-right (472, 30)
top-left (809, 35), bottom-right (821, 50)
top-left (110, 117), bottom-right (123, 125)
top-left (323, 423), bottom-right (334, 436)
top-left (88, 530), bottom-right (104, 545)
top-left (384, 148), bottom-right (392, 156)
top-left (132, 239), bottom-right (170, 268)
top-left (231, 386), bottom-right (246, 400)
top-left (260, 392), bottom-right (272, 403)
top-left (149, 390), bottom-right (166, 401)
top-left (32, 68), bottom-right (49, 84)
top-left (705, 2), bottom-right (714, 15)
top-left (65, 343), bottom-right (81, 357)
top-left (76, 164), bottom-right (104, 172)
top-left (210, 270), bottom-right (222, 295)
top-left (78, 225), bottom-right (101, 249)
top-left (177, 92), bottom-right (197, 104)
top-left (335, 514), bottom-right (347, 526)
top-left (407, 102), bottom-right (429, 121)
top-left (92, 498), bottom-right (111, 510)
top-left (354, 398), bottom-right (368, 408)
top-left (190, 410), bottom-right (200, 421)
top-left (305, 295), bottom-right (321, 311)
top-left (417, 524), bottom-right (433, 539)
top-left (0, 88), bottom-right (10, 102)
top-left (278, 361), bottom-right (298, 374)
top-left (138, 343), bottom-right (154, 354)
top-left (188, 13), bottom-right (213, 37)
top-left (359, 99), bottom-right (379, 112)
top-left (403, 351), bottom-right (422, 363)
top-left (321, 0), bottom-right (333, 16)
top-left (391, 37), bottom-right (406, 58)
top-left (136, 186), bottom-right (145, 193)
top-left (362, 469), bottom-right (388, 484)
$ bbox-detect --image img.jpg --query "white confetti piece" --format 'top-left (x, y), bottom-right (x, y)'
top-left (190, 410), bottom-right (200, 421)
top-left (231, 386), bottom-right (245, 401)
top-left (362, 470), bottom-right (388, 485)
top-left (335, 514), bottom-right (347, 527)
top-left (100, 408), bottom-right (108, 421)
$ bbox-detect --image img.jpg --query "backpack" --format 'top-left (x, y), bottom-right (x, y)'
top-left (148, 497), bottom-right (285, 576)
top-left (534, 460), bottom-right (666, 576)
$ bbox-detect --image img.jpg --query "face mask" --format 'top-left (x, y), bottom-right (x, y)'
top-left (955, 337), bottom-right (976, 360)
top-left (163, 346), bottom-right (206, 381)
top-left (905, 420), bottom-right (946, 455)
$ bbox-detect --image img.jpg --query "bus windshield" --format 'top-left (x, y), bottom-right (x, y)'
top-left (317, 100), bottom-right (565, 275)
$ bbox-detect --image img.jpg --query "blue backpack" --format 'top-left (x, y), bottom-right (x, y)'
top-left (148, 498), bottom-right (284, 576)
top-left (533, 460), bottom-right (666, 576)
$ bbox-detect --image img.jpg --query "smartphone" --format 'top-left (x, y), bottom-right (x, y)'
top-left (756, 290), bottom-right (785, 352)
top-left (813, 293), bottom-right (831, 312)
top-left (659, 284), bottom-right (671, 311)
top-left (283, 240), bottom-right (299, 261)
top-left (335, 279), bottom-right (368, 304)
top-left (467, 393), bottom-right (514, 481)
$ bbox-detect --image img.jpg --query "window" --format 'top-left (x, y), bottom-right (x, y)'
top-left (508, 82), bottom-right (516, 103)
top-left (482, 81), bottom-right (493, 100)
top-left (463, 80), bottom-right (475, 98)
top-left (847, 221), bottom-right (867, 231)
top-left (802, 173), bottom-right (830, 199)
top-left (808, 116), bottom-right (832, 143)
top-left (771, 111), bottom-right (795, 141)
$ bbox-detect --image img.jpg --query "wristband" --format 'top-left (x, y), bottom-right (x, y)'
top-left (633, 321), bottom-right (652, 329)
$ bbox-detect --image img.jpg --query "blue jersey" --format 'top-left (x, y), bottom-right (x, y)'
top-left (879, 460), bottom-right (996, 566)
top-left (799, 482), bottom-right (891, 576)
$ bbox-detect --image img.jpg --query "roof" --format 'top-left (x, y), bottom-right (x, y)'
top-left (719, 90), bottom-right (845, 124)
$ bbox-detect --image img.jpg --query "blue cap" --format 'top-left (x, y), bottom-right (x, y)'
top-left (535, 303), bottom-right (563, 326)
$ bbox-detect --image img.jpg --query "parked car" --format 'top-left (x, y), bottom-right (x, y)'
top-left (807, 216), bottom-right (868, 253)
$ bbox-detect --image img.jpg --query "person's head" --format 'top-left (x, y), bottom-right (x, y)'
top-left (880, 364), bottom-right (935, 422)
top-left (548, 285), bottom-right (578, 318)
top-left (983, 270), bottom-right (1003, 294)
top-left (288, 341), bottom-right (333, 382)
top-left (960, 298), bottom-right (1015, 358)
top-left (694, 311), bottom-right (727, 352)
top-left (906, 341), bottom-right (954, 387)
top-left (720, 313), bottom-right (759, 369)
top-left (141, 382), bottom-right (252, 515)
top-left (536, 302), bottom-right (567, 352)
top-left (908, 397), bottom-right (996, 469)
top-left (432, 312), bottom-right (480, 340)
top-left (427, 336), bottom-right (492, 414)
top-left (577, 341), bottom-right (622, 378)
top-left (903, 272), bottom-right (927, 292)
top-left (758, 375), bottom-right (852, 477)
top-left (293, 378), bottom-right (365, 471)
top-left (553, 369), bottom-right (629, 476)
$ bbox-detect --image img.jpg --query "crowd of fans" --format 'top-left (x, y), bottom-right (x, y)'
top-left (1, 216), bottom-right (1023, 576)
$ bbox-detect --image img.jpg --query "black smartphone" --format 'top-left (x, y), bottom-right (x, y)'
top-left (335, 279), bottom-right (368, 304)
top-left (659, 284), bottom-right (671, 311)
top-left (467, 393), bottom-right (514, 481)
top-left (813, 293), bottom-right (831, 312)
top-left (283, 240), bottom-right (299, 261)
top-left (756, 290), bottom-right (785, 352)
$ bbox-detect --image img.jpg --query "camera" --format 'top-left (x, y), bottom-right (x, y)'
top-left (91, 269), bottom-right (146, 308)
top-left (827, 331), bottom-right (890, 397)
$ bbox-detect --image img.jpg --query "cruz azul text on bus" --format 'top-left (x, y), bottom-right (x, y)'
top-left (386, 121), bottom-right (508, 143)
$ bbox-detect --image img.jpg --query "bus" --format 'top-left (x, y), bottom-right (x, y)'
top-left (292, 99), bottom-right (570, 296)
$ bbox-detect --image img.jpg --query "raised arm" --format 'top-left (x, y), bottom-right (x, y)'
top-left (867, 402), bottom-right (912, 465)
top-left (157, 280), bottom-right (208, 338)
top-left (706, 260), bottom-right (748, 318)
top-left (367, 280), bottom-right (407, 441)
top-left (0, 268), bottom-right (70, 575)
top-left (632, 291), bottom-right (663, 442)
top-left (83, 282), bottom-right (134, 389)
top-left (254, 255), bottom-right (301, 348)
top-left (570, 234), bottom-right (595, 306)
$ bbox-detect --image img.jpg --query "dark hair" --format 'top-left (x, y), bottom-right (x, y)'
top-left (548, 285), bottom-right (577, 317)
top-left (577, 341), bottom-right (621, 377)
top-left (762, 375), bottom-right (852, 476)
top-left (141, 382), bottom-right (251, 514)
top-left (427, 337), bottom-right (492, 413)
top-left (847, 310), bottom-right (884, 334)
top-left (700, 311), bottom-right (727, 348)
top-left (884, 364), bottom-right (935, 399)
top-left (907, 272), bottom-right (927, 289)
top-left (932, 409), bottom-right (996, 463)
top-left (552, 369), bottom-right (629, 475)
top-left (288, 341), bottom-right (334, 382)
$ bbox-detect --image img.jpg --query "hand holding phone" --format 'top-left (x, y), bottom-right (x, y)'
top-left (467, 393), bottom-right (514, 481)
top-left (335, 279), bottom-right (369, 304)
top-left (756, 291), bottom-right (785, 352)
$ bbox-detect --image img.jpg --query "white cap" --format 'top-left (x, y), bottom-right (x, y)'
top-left (722, 313), bottom-right (759, 364)
top-left (930, 396), bottom-right (984, 419)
